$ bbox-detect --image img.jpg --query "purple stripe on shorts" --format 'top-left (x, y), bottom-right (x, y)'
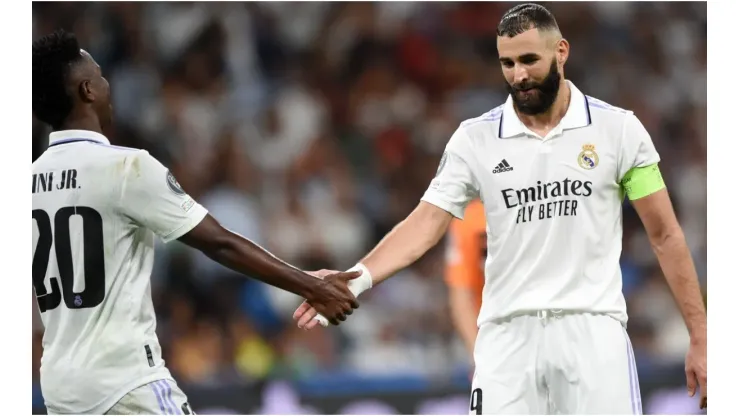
top-left (149, 382), bottom-right (167, 414)
top-left (623, 330), bottom-right (637, 414)
top-left (162, 380), bottom-right (181, 415)
top-left (156, 380), bottom-right (175, 415)
top-left (623, 328), bottom-right (641, 415)
top-left (625, 335), bottom-right (643, 414)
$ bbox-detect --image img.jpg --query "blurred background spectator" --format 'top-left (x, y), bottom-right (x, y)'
top-left (32, 2), bottom-right (706, 414)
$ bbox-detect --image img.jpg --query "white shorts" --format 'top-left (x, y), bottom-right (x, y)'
top-left (470, 311), bottom-right (642, 415)
top-left (105, 379), bottom-right (194, 415)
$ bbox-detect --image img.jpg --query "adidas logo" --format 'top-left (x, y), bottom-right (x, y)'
top-left (492, 159), bottom-right (514, 174)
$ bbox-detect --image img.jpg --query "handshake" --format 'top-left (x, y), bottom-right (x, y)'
top-left (292, 264), bottom-right (373, 330)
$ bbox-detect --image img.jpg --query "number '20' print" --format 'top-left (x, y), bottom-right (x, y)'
top-left (32, 207), bottom-right (106, 312)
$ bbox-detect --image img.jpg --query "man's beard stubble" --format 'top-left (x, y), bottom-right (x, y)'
top-left (505, 58), bottom-right (562, 115)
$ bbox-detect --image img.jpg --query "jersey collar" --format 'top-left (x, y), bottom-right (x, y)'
top-left (49, 130), bottom-right (111, 147)
top-left (498, 80), bottom-right (591, 139)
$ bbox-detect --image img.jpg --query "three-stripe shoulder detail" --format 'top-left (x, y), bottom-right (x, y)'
top-left (461, 105), bottom-right (505, 128)
top-left (586, 96), bottom-right (630, 114)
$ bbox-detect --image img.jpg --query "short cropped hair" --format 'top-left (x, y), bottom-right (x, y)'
top-left (497, 3), bottom-right (560, 38)
top-left (32, 29), bottom-right (83, 129)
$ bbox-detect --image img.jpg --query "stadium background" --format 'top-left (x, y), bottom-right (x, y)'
top-left (31, 2), bottom-right (707, 414)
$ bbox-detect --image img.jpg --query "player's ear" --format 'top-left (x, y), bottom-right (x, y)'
top-left (556, 38), bottom-right (569, 66)
top-left (78, 80), bottom-right (95, 103)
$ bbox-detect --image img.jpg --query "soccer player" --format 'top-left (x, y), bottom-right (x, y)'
top-left (445, 199), bottom-right (486, 359)
top-left (32, 30), bottom-right (360, 415)
top-left (293, 4), bottom-right (707, 414)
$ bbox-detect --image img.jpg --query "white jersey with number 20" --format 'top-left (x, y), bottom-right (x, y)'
top-left (32, 129), bottom-right (208, 414)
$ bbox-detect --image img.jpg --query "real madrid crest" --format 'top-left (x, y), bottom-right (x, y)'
top-left (577, 144), bottom-right (599, 170)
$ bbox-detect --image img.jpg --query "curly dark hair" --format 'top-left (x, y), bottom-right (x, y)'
top-left (32, 29), bottom-right (83, 129)
top-left (497, 3), bottom-right (560, 38)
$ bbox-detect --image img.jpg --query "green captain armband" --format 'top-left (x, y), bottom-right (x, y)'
top-left (621, 163), bottom-right (666, 200)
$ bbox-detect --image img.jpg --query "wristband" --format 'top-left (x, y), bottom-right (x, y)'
top-left (314, 264), bottom-right (373, 327)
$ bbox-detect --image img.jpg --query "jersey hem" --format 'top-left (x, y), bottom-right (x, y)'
top-left (477, 309), bottom-right (628, 328)
top-left (46, 370), bottom-right (175, 415)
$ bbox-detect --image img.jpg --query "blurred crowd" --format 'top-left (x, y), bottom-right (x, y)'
top-left (32, 0), bottom-right (706, 403)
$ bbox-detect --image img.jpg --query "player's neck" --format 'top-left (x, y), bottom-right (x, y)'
top-left (57, 114), bottom-right (104, 135)
top-left (516, 80), bottom-right (571, 133)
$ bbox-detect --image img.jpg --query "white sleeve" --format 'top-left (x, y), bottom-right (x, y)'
top-left (119, 151), bottom-right (209, 243)
top-left (618, 112), bottom-right (661, 182)
top-left (421, 127), bottom-right (480, 219)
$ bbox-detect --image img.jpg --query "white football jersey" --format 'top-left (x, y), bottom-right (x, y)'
top-left (32, 130), bottom-right (208, 414)
top-left (422, 81), bottom-right (660, 326)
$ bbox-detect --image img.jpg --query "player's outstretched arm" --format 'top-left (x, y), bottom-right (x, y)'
top-left (118, 150), bottom-right (359, 326)
top-left (360, 201), bottom-right (454, 282)
top-left (295, 125), bottom-right (479, 329)
top-left (294, 201), bottom-right (454, 329)
top-left (631, 187), bottom-right (707, 409)
top-left (178, 215), bottom-right (360, 326)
